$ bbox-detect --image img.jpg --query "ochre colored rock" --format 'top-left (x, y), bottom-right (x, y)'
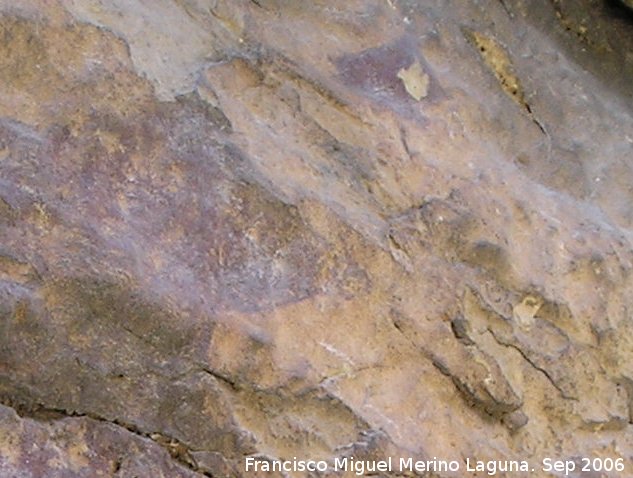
top-left (1, 1), bottom-right (632, 476)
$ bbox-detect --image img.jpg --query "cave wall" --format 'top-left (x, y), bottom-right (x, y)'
top-left (1, 1), bottom-right (633, 476)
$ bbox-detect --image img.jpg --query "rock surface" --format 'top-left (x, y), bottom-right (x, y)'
top-left (1, 0), bottom-right (632, 477)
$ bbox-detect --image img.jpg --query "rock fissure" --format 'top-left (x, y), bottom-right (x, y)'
top-left (486, 327), bottom-right (577, 401)
top-left (0, 397), bottom-right (213, 477)
top-left (200, 366), bottom-right (240, 392)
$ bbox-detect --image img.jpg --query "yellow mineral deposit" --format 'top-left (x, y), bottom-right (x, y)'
top-left (397, 61), bottom-right (429, 101)
top-left (512, 295), bottom-right (543, 328)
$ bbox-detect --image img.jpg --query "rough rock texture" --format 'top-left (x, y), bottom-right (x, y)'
top-left (1, 0), bottom-right (632, 477)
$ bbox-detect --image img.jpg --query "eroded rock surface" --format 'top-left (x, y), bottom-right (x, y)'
top-left (1, 1), bottom-right (632, 476)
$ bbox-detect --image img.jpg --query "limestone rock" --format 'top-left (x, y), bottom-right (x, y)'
top-left (1, 1), bottom-right (632, 477)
